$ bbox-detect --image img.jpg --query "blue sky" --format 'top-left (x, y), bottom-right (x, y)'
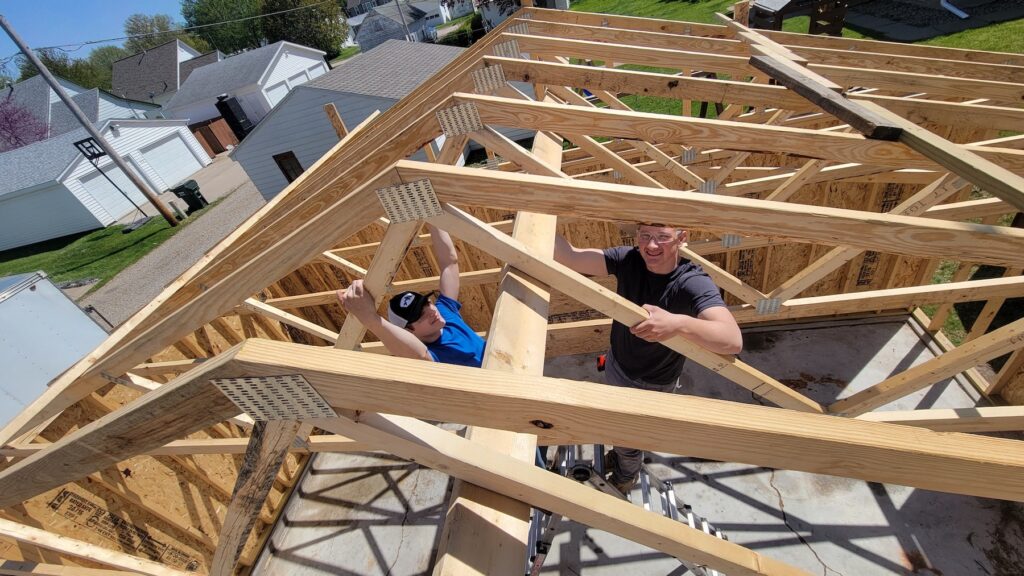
top-left (1, 0), bottom-right (184, 65)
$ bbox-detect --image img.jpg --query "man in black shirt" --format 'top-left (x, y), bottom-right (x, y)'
top-left (554, 223), bottom-right (742, 495)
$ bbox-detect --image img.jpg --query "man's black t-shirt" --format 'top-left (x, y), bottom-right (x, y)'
top-left (603, 246), bottom-right (726, 385)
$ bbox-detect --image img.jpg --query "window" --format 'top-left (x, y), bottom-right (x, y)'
top-left (273, 151), bottom-right (304, 183)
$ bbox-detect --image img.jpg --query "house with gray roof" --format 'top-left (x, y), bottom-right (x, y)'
top-left (163, 41), bottom-right (327, 128)
top-left (0, 119), bottom-right (210, 251)
top-left (4, 75), bottom-right (160, 140)
top-left (232, 40), bottom-right (534, 201)
top-left (355, 2), bottom-right (432, 51)
top-left (112, 39), bottom-right (224, 105)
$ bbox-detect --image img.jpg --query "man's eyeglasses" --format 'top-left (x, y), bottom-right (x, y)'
top-left (637, 232), bottom-right (677, 245)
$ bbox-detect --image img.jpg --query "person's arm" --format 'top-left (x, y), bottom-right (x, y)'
top-left (427, 223), bottom-right (460, 300)
top-left (554, 235), bottom-right (608, 276)
top-left (629, 305), bottom-right (743, 355)
top-left (337, 280), bottom-right (434, 362)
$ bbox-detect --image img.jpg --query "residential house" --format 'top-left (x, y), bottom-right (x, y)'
top-left (0, 119), bottom-right (211, 251)
top-left (111, 39), bottom-right (224, 106)
top-left (354, 2), bottom-right (432, 51)
top-left (4, 75), bottom-right (160, 140)
top-left (163, 41), bottom-right (328, 128)
top-left (480, 0), bottom-right (568, 30)
top-left (233, 40), bottom-right (535, 201)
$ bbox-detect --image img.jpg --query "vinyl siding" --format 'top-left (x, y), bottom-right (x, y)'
top-left (0, 183), bottom-right (102, 251)
top-left (63, 124), bottom-right (210, 221)
top-left (262, 47), bottom-right (326, 88)
top-left (97, 92), bottom-right (153, 122)
top-left (234, 88), bottom-right (397, 201)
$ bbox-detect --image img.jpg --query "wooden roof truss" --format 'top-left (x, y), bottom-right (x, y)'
top-left (2, 7), bottom-right (1024, 575)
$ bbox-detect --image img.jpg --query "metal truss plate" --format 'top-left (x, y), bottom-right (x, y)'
top-left (484, 156), bottom-right (502, 170)
top-left (680, 148), bottom-right (698, 163)
top-left (493, 39), bottom-right (522, 59)
top-left (472, 64), bottom-right (507, 94)
top-left (507, 22), bottom-right (529, 36)
top-left (698, 180), bottom-right (717, 194)
top-left (376, 179), bottom-right (443, 223)
top-left (436, 102), bottom-right (483, 137)
top-left (720, 234), bottom-right (742, 249)
top-left (211, 374), bottom-right (336, 420)
top-left (755, 298), bottom-right (782, 315)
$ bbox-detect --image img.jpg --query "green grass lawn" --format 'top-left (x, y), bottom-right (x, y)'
top-left (0, 203), bottom-right (217, 296)
top-left (329, 46), bottom-right (361, 66)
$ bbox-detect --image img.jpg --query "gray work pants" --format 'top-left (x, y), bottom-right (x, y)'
top-left (603, 350), bottom-right (681, 484)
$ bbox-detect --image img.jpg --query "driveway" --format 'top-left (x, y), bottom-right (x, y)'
top-left (80, 154), bottom-right (266, 328)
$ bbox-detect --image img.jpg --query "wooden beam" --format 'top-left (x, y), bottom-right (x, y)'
top-left (312, 412), bottom-right (810, 576)
top-left (323, 102), bottom-right (348, 140)
top-left (241, 298), bottom-right (339, 343)
top-left (829, 316), bottom-right (1024, 416)
top-left (679, 247), bottom-right (766, 306)
top-left (857, 406), bottom-right (1024, 433)
top-left (318, 252), bottom-right (367, 277)
top-left (395, 160), bottom-right (1024, 268)
top-left (0, 560), bottom-right (138, 575)
top-left (209, 420), bottom-right (303, 576)
top-left (748, 54), bottom-right (902, 141)
top-left (519, 18), bottom-right (747, 55)
top-left (857, 99), bottom-right (1024, 213)
top-left (434, 129), bottom-right (561, 576)
top-left (0, 435), bottom-right (369, 458)
top-left (453, 92), bottom-right (1024, 173)
top-left (814, 63), bottom-right (1024, 105)
top-left (0, 518), bottom-right (189, 576)
top-left (224, 339), bottom-right (1024, 501)
top-left (428, 203), bottom-right (823, 412)
top-left (330, 220), bottom-right (514, 260)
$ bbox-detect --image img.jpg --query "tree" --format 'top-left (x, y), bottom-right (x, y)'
top-left (85, 45), bottom-right (131, 91)
top-left (261, 0), bottom-right (348, 61)
top-left (123, 13), bottom-right (211, 55)
top-left (16, 48), bottom-right (109, 89)
top-left (0, 96), bottom-right (48, 152)
top-left (182, 0), bottom-right (263, 54)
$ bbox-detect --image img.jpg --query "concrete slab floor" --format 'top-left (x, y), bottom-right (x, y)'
top-left (254, 316), bottom-right (1024, 575)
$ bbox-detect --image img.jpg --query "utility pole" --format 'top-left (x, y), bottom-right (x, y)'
top-left (0, 14), bottom-right (179, 227)
top-left (392, 0), bottom-right (412, 41)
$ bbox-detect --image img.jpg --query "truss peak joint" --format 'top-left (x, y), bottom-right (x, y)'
top-left (506, 22), bottom-right (530, 36)
top-left (437, 102), bottom-right (483, 137)
top-left (376, 179), bottom-right (443, 223)
top-left (756, 297), bottom-right (782, 315)
top-left (211, 374), bottom-right (337, 421)
top-left (699, 180), bottom-right (718, 194)
top-left (472, 64), bottom-right (508, 94)
top-left (493, 39), bottom-right (522, 59)
top-left (720, 234), bottom-right (743, 249)
top-left (100, 371), bottom-right (132, 387)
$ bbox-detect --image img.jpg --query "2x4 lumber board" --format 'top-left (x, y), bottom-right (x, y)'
top-left (910, 307), bottom-right (995, 397)
top-left (991, 349), bottom-right (1024, 396)
top-left (733, 275), bottom-right (1024, 324)
top-left (857, 406), bottom-right (1024, 433)
top-left (452, 93), bottom-right (1024, 173)
top-left (395, 160), bottom-right (1024, 268)
top-left (563, 132), bottom-right (667, 188)
top-left (0, 561), bottom-right (139, 575)
top-left (924, 197), bottom-right (1012, 221)
top-left (323, 102), bottom-right (348, 139)
top-left (311, 413), bottom-right (810, 576)
top-left (748, 54), bottom-right (901, 141)
top-left (761, 29), bottom-right (1024, 67)
top-left (812, 64), bottom-right (1024, 105)
top-left (429, 204), bottom-right (823, 412)
top-left (209, 420), bottom-right (303, 576)
top-left (467, 127), bottom-right (567, 177)
top-left (713, 12), bottom-right (807, 66)
top-left (0, 347), bottom-right (244, 509)
top-left (0, 518), bottom-right (189, 576)
top-left (829, 316), bottom-right (1024, 416)
top-left (129, 359), bottom-right (206, 377)
top-left (858, 99), bottom-right (1024, 213)
top-left (856, 94), bottom-right (1024, 134)
top-left (0, 435), bottom-right (369, 458)
top-left (318, 252), bottom-right (366, 277)
top-left (518, 18), bottom-right (747, 55)
top-left (434, 125), bottom-right (560, 576)
top-left (241, 298), bottom-right (339, 343)
top-left (331, 219), bottom-right (514, 260)
top-left (333, 220), bottom-right (424, 348)
top-left (793, 45), bottom-right (1024, 84)
top-left (680, 247), bottom-right (766, 306)
top-left (523, 7), bottom-right (728, 38)
top-left (225, 339), bottom-right (1024, 501)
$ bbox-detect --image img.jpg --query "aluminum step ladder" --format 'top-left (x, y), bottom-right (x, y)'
top-left (526, 445), bottom-right (727, 576)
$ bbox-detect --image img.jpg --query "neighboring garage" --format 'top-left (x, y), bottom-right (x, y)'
top-left (0, 119), bottom-right (211, 251)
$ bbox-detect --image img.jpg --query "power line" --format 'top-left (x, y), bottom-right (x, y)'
top-left (27, 0), bottom-right (338, 52)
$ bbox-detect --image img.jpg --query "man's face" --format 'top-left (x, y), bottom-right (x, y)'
top-left (408, 300), bottom-right (445, 340)
top-left (636, 225), bottom-right (686, 273)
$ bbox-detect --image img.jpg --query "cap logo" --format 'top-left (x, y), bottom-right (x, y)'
top-left (400, 293), bottom-right (416, 309)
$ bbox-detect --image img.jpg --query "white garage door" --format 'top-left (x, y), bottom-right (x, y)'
top-left (79, 166), bottom-right (146, 221)
top-left (140, 134), bottom-right (203, 189)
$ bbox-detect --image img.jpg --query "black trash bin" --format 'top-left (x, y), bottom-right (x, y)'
top-left (170, 179), bottom-right (209, 215)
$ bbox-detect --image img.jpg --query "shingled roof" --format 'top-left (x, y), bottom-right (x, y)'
top-left (307, 40), bottom-right (463, 100)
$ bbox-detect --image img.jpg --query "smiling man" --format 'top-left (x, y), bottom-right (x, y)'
top-left (338, 224), bottom-right (485, 368)
top-left (554, 223), bottom-right (742, 494)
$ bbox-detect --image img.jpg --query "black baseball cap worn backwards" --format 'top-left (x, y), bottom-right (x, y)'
top-left (388, 291), bottom-right (430, 328)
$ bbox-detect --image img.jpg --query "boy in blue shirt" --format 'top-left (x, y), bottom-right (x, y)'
top-left (338, 224), bottom-right (485, 368)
